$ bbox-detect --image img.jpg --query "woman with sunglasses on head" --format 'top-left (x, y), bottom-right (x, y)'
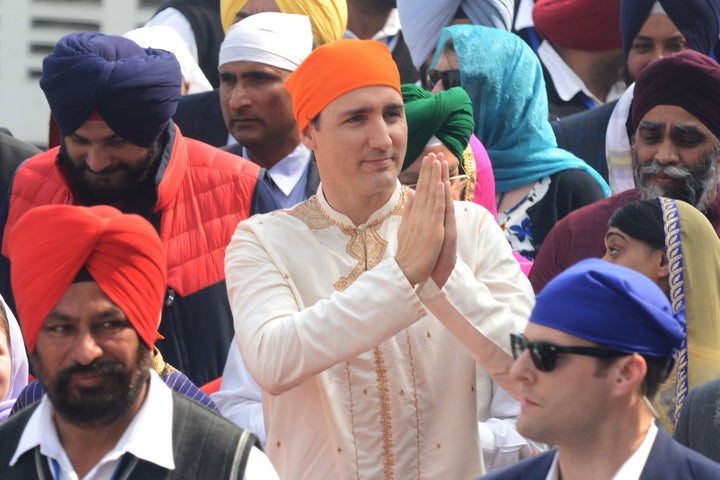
top-left (602, 197), bottom-right (720, 433)
top-left (429, 25), bottom-right (609, 261)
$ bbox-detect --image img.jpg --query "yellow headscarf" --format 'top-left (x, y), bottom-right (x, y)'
top-left (220, 0), bottom-right (347, 46)
top-left (656, 198), bottom-right (720, 433)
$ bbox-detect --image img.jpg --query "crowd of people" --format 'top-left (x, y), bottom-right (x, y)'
top-left (1, 0), bottom-right (720, 479)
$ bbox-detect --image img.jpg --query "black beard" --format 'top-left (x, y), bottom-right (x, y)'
top-left (58, 142), bottom-right (162, 207)
top-left (34, 344), bottom-right (152, 428)
top-left (633, 143), bottom-right (720, 213)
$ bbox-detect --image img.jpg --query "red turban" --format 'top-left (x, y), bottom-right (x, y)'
top-left (629, 50), bottom-right (720, 139)
top-left (533, 0), bottom-right (622, 51)
top-left (8, 205), bottom-right (167, 352)
top-left (286, 39), bottom-right (401, 131)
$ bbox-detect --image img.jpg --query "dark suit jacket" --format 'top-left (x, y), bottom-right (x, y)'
top-left (675, 379), bottom-right (720, 464)
top-left (224, 143), bottom-right (320, 201)
top-left (172, 89), bottom-right (228, 147)
top-left (551, 101), bottom-right (616, 181)
top-left (481, 428), bottom-right (720, 479)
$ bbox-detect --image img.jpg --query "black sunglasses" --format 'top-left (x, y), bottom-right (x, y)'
top-left (510, 333), bottom-right (629, 372)
top-left (425, 69), bottom-right (462, 90)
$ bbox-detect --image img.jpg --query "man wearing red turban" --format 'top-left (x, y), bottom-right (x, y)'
top-left (0, 205), bottom-right (277, 479)
top-left (532, 0), bottom-right (626, 118)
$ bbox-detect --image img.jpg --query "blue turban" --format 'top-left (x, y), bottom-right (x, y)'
top-left (531, 259), bottom-right (685, 358)
top-left (40, 32), bottom-right (182, 147)
top-left (620, 0), bottom-right (720, 58)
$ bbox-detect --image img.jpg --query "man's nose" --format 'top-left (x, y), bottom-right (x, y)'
top-left (71, 331), bottom-right (103, 365)
top-left (85, 147), bottom-right (113, 174)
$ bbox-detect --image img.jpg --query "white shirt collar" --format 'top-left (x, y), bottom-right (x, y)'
top-left (545, 422), bottom-right (659, 480)
top-left (11, 369), bottom-right (175, 478)
top-left (537, 41), bottom-right (624, 106)
top-left (244, 143), bottom-right (311, 196)
top-left (343, 8), bottom-right (401, 50)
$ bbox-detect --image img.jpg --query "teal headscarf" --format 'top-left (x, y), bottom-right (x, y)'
top-left (432, 25), bottom-right (610, 196)
top-left (401, 83), bottom-right (475, 171)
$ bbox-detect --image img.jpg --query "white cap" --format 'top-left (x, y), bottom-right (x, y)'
top-left (219, 12), bottom-right (313, 72)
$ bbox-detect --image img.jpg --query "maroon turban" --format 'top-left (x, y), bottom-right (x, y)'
top-left (629, 50), bottom-right (720, 139)
top-left (8, 205), bottom-right (167, 352)
top-left (533, 0), bottom-right (622, 51)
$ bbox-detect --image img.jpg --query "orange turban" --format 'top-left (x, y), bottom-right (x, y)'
top-left (8, 205), bottom-right (167, 352)
top-left (286, 39), bottom-right (401, 131)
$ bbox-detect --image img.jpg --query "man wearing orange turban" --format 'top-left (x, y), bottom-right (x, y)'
top-left (0, 205), bottom-right (277, 479)
top-left (225, 39), bottom-right (535, 478)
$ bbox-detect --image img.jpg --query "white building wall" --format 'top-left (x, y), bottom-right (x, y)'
top-left (0, 0), bottom-right (162, 147)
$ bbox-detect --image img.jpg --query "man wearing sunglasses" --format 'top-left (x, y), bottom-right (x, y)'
top-left (483, 258), bottom-right (720, 480)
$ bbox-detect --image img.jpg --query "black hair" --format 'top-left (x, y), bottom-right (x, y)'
top-left (608, 199), bottom-right (665, 250)
top-left (595, 354), bottom-right (674, 399)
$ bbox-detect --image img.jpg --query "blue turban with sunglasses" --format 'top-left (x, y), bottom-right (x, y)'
top-left (40, 32), bottom-right (182, 148)
top-left (531, 259), bottom-right (684, 358)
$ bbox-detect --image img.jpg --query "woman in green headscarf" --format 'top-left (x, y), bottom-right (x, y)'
top-left (603, 197), bottom-right (720, 433)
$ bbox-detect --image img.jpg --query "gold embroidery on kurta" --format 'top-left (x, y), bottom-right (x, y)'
top-left (289, 189), bottom-right (410, 479)
top-left (405, 330), bottom-right (422, 478)
top-left (374, 345), bottom-right (395, 480)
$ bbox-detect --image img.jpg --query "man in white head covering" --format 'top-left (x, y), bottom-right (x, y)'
top-left (211, 12), bottom-right (320, 444)
top-left (218, 12), bottom-right (318, 209)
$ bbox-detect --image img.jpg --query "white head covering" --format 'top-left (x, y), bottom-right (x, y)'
top-left (397, 0), bottom-right (515, 69)
top-left (0, 295), bottom-right (29, 421)
top-left (123, 25), bottom-right (213, 95)
top-left (219, 12), bottom-right (313, 72)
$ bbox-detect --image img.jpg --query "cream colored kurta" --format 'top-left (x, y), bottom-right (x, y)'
top-left (225, 184), bottom-right (534, 479)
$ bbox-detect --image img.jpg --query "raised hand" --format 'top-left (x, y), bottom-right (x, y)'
top-left (396, 153), bottom-right (446, 286)
top-left (431, 155), bottom-right (457, 287)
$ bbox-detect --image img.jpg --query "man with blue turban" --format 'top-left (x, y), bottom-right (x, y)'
top-left (484, 259), bottom-right (720, 479)
top-left (0, 32), bottom-right (268, 387)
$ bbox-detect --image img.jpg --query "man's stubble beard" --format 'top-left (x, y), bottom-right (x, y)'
top-left (633, 142), bottom-right (720, 213)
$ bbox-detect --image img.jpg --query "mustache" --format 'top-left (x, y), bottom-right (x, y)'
top-left (636, 161), bottom-right (692, 180)
top-left (58, 359), bottom-right (125, 381)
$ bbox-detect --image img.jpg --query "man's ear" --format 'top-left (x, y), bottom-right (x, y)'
top-left (611, 354), bottom-right (647, 397)
top-left (300, 123), bottom-right (316, 151)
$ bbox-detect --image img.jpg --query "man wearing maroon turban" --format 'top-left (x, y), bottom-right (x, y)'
top-left (0, 205), bottom-right (277, 479)
top-left (531, 50), bottom-right (720, 293)
top-left (0, 31), bottom-right (271, 386)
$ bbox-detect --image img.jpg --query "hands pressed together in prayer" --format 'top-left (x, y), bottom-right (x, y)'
top-left (396, 153), bottom-right (457, 288)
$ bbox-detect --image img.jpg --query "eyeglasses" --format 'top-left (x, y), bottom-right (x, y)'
top-left (510, 333), bottom-right (629, 372)
top-left (403, 174), bottom-right (468, 190)
top-left (425, 69), bottom-right (462, 90)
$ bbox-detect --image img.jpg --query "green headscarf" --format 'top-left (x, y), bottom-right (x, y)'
top-left (401, 83), bottom-right (474, 171)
